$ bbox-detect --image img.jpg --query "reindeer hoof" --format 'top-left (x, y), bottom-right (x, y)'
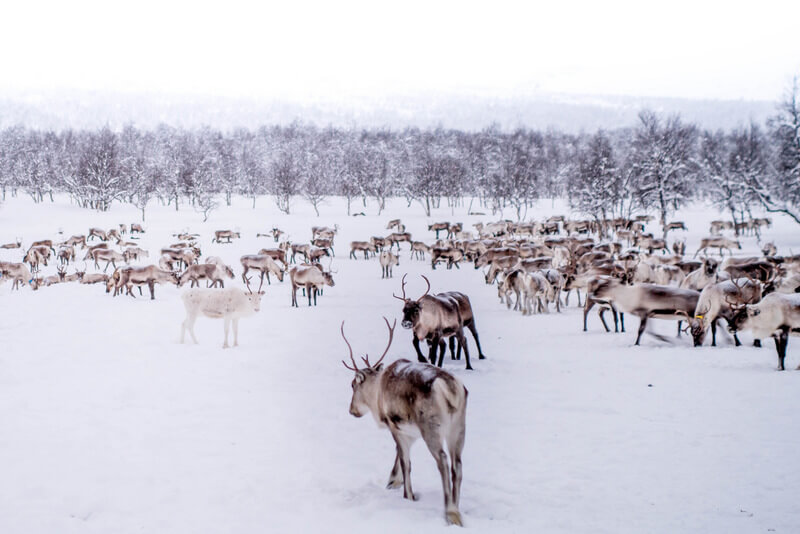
top-left (478, 354), bottom-right (486, 359)
top-left (386, 479), bottom-right (403, 489)
top-left (446, 510), bottom-right (463, 526)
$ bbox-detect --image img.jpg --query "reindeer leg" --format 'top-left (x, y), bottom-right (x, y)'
top-left (428, 337), bottom-right (439, 365)
top-left (447, 404), bottom-right (466, 511)
top-left (412, 337), bottom-right (427, 363)
top-left (420, 425), bottom-right (460, 526)
top-left (437, 339), bottom-right (446, 367)
top-left (449, 336), bottom-right (457, 360)
top-left (635, 314), bottom-right (648, 345)
top-left (459, 330), bottom-right (473, 370)
top-left (390, 430), bottom-right (417, 501)
top-left (232, 319), bottom-right (239, 347)
top-left (465, 320), bottom-right (486, 359)
top-left (711, 320), bottom-right (718, 346)
top-left (775, 328), bottom-right (789, 371)
top-left (148, 280), bottom-right (155, 300)
top-left (584, 298), bottom-right (596, 331)
top-left (677, 320), bottom-right (682, 338)
top-left (387, 453), bottom-right (403, 489)
top-left (184, 313), bottom-right (199, 344)
top-left (223, 318), bottom-right (231, 349)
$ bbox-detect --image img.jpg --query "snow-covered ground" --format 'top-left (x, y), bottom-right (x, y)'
top-left (1, 194), bottom-right (799, 533)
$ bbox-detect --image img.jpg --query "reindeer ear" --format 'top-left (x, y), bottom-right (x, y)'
top-left (374, 363), bottom-right (384, 372)
top-left (355, 371), bottom-right (366, 384)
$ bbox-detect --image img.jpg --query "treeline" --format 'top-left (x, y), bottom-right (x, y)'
top-left (0, 83), bottom-right (798, 227)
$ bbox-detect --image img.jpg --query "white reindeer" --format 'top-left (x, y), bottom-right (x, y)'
top-left (180, 287), bottom-right (264, 348)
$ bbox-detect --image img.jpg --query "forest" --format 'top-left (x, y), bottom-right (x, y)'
top-left (1, 83), bottom-right (798, 229)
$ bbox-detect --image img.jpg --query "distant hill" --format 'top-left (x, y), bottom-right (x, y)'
top-left (0, 89), bottom-right (777, 133)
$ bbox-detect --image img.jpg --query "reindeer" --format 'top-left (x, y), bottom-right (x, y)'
top-left (289, 264), bottom-right (335, 307)
top-left (130, 223), bottom-right (145, 234)
top-left (82, 242), bottom-right (109, 261)
top-left (212, 230), bottom-right (240, 243)
top-left (428, 222), bottom-right (450, 239)
top-left (270, 228), bottom-right (284, 242)
top-left (447, 223), bottom-right (463, 239)
top-left (709, 220), bottom-right (733, 235)
top-left (682, 278), bottom-right (762, 347)
top-left (663, 221), bottom-right (687, 234)
top-left (312, 237), bottom-right (335, 256)
top-left (41, 265), bottom-right (68, 286)
top-left (680, 258), bottom-right (728, 291)
top-left (730, 292), bottom-right (800, 370)
top-left (30, 239), bottom-right (56, 256)
top-left (257, 247), bottom-right (288, 267)
top-left (762, 242), bottom-right (778, 257)
top-left (0, 238), bottom-right (22, 250)
top-left (80, 273), bottom-right (110, 285)
top-left (593, 278), bottom-right (700, 345)
top-left (672, 238), bottom-right (686, 256)
top-left (379, 250), bottom-right (399, 278)
top-left (108, 265), bottom-right (178, 298)
top-left (431, 247), bottom-right (464, 270)
top-left (122, 247), bottom-right (149, 262)
top-left (349, 241), bottom-right (375, 260)
top-left (88, 228), bottom-right (108, 241)
top-left (694, 237), bottom-right (741, 257)
top-left (160, 248), bottom-right (198, 270)
top-left (410, 241), bottom-right (431, 260)
top-left (387, 232), bottom-right (412, 251)
top-left (308, 246), bottom-right (330, 263)
top-left (240, 254), bottom-right (284, 287)
top-left (23, 247), bottom-right (48, 272)
top-left (178, 263), bottom-right (235, 288)
top-left (341, 318), bottom-right (467, 526)
top-left (93, 249), bottom-right (125, 272)
top-left (0, 261), bottom-right (39, 290)
top-left (180, 287), bottom-right (264, 348)
top-left (371, 236), bottom-right (388, 253)
top-left (290, 243), bottom-right (311, 264)
top-left (394, 275), bottom-right (474, 370)
top-left (57, 245), bottom-right (76, 265)
top-left (386, 218), bottom-right (403, 230)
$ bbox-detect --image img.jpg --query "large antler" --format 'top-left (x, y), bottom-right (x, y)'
top-left (725, 277), bottom-right (750, 311)
top-left (362, 316), bottom-right (396, 368)
top-left (393, 273), bottom-right (409, 301)
top-left (419, 275), bottom-right (431, 300)
top-left (341, 321), bottom-right (360, 372)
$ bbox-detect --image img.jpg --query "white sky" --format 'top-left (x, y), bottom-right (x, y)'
top-left (1, 0), bottom-right (798, 102)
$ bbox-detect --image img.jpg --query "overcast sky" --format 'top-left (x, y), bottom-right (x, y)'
top-left (2, 0), bottom-right (798, 102)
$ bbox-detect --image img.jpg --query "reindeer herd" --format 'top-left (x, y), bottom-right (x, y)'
top-left (3, 208), bottom-right (800, 527)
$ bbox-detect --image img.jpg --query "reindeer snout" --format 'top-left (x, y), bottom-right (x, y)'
top-left (401, 320), bottom-right (413, 329)
top-left (349, 404), bottom-right (363, 417)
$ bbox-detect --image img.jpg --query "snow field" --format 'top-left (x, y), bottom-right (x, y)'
top-left (1, 195), bottom-right (799, 533)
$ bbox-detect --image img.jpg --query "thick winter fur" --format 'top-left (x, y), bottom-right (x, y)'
top-left (593, 278), bottom-right (700, 345)
top-left (349, 359), bottom-right (468, 526)
top-left (731, 293), bottom-right (800, 370)
top-left (180, 287), bottom-right (263, 348)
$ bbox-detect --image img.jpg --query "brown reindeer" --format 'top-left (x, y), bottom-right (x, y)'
top-left (212, 230), bottom-right (240, 243)
top-left (0, 238), bottom-right (22, 250)
top-left (394, 275), bottom-right (473, 370)
top-left (289, 264), bottom-right (335, 307)
top-left (341, 318), bottom-right (467, 526)
top-left (240, 254), bottom-right (284, 286)
top-left (349, 241), bottom-right (375, 260)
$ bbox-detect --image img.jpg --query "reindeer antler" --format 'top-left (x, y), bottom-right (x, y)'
top-left (341, 321), bottom-right (359, 371)
top-left (363, 316), bottom-right (396, 368)
top-left (393, 273), bottom-right (409, 301)
top-left (419, 275), bottom-right (431, 300)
